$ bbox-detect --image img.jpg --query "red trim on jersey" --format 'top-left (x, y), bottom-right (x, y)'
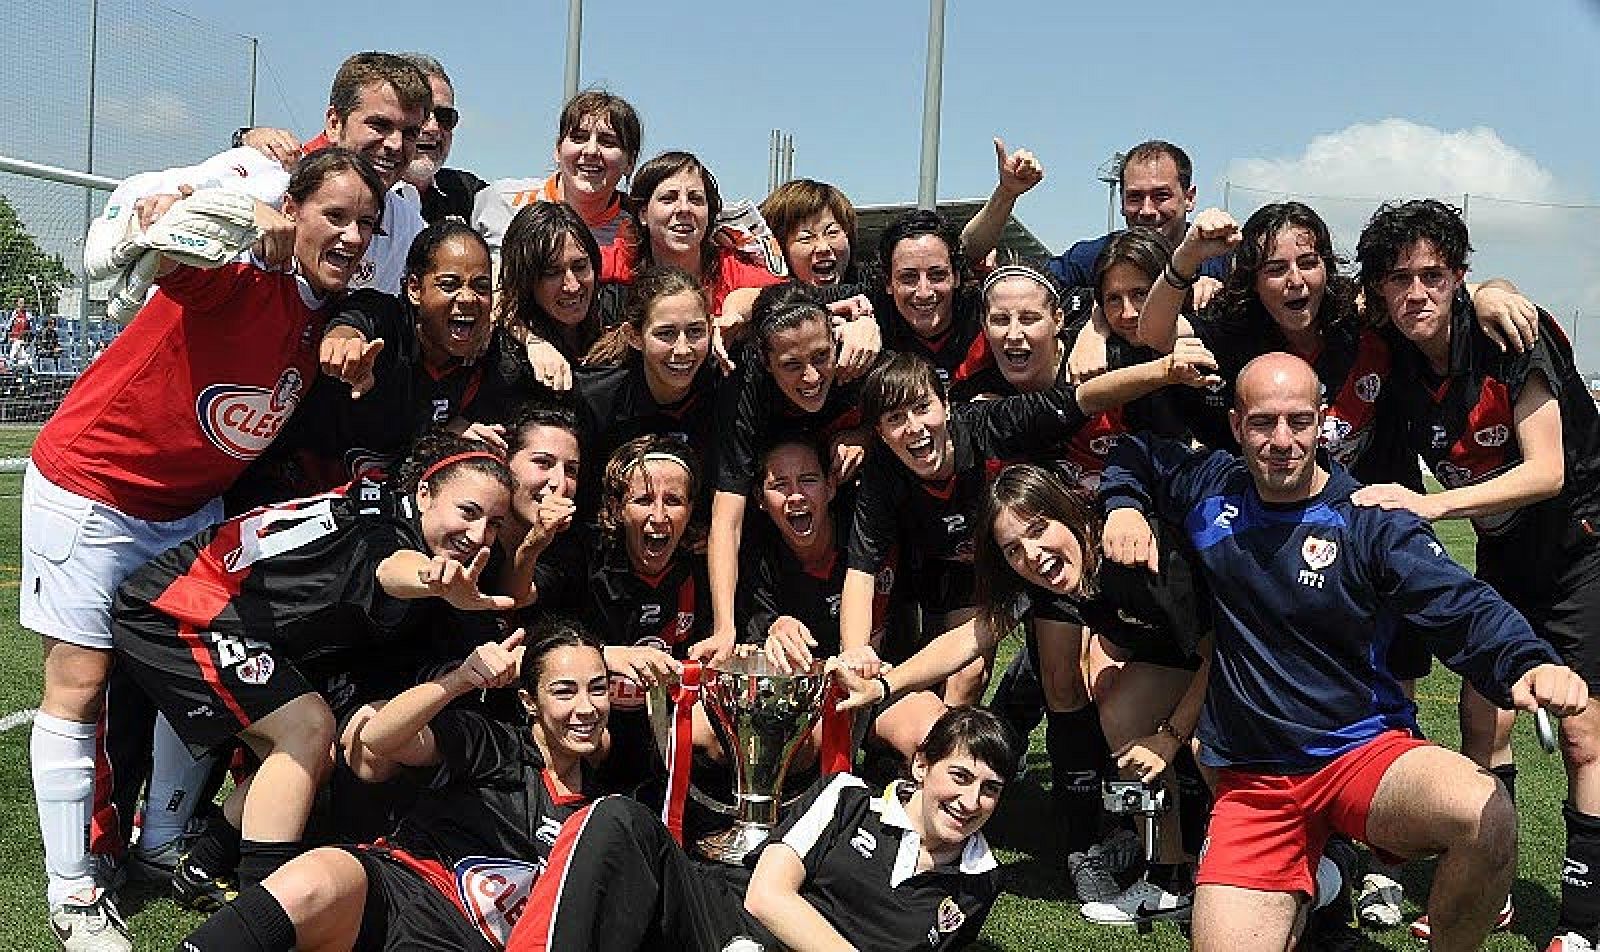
top-left (176, 622), bottom-right (252, 727)
top-left (802, 548), bottom-right (839, 581)
top-left (508, 801), bottom-right (599, 952)
top-left (1441, 377), bottom-right (1515, 484)
top-left (654, 572), bottom-right (698, 647)
top-left (540, 769), bottom-right (586, 808)
top-left (952, 331), bottom-right (994, 382)
top-left (363, 841), bottom-right (471, 920)
top-left (921, 474), bottom-right (956, 502)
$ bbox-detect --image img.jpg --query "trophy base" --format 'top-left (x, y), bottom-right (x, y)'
top-left (694, 822), bottom-right (772, 865)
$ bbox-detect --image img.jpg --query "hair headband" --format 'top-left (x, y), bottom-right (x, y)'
top-left (982, 264), bottom-right (1060, 306)
top-left (420, 450), bottom-right (505, 487)
top-left (623, 450), bottom-right (693, 480)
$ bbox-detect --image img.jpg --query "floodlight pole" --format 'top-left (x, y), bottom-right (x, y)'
top-left (916, 0), bottom-right (946, 210)
top-left (80, 0), bottom-right (100, 345)
top-left (1096, 152), bottom-right (1124, 234)
top-left (563, 0), bottom-right (583, 102)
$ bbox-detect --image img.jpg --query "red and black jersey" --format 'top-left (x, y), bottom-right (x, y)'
top-left (713, 363), bottom-right (863, 497)
top-left (736, 508), bottom-right (900, 656)
top-left (1387, 290), bottom-right (1600, 549)
top-left (576, 541), bottom-right (710, 714)
top-left (848, 384), bottom-right (1088, 575)
top-left (370, 710), bottom-right (601, 949)
top-left (113, 481), bottom-right (428, 666)
top-left (574, 359), bottom-right (719, 514)
top-left (873, 285), bottom-right (993, 390)
top-left (229, 291), bottom-right (533, 510)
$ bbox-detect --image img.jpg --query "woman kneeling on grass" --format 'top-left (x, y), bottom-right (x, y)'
top-left (177, 619), bottom-right (612, 951)
top-left (504, 705), bottom-right (1016, 952)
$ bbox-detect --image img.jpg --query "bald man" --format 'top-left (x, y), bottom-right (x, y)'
top-left (1098, 352), bottom-right (1587, 952)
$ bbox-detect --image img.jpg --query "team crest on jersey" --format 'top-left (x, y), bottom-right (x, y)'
top-left (935, 896), bottom-right (966, 934)
top-left (1321, 416), bottom-right (1353, 446)
top-left (234, 652), bottom-right (275, 685)
top-left (345, 449), bottom-right (393, 484)
top-left (1301, 536), bottom-right (1338, 571)
top-left (454, 856), bottom-right (541, 946)
top-left (1475, 424), bottom-right (1510, 447)
top-left (876, 567), bottom-right (895, 594)
top-left (1355, 373), bottom-right (1382, 403)
top-left (675, 611), bottom-right (695, 638)
top-left (353, 255), bottom-right (377, 285)
top-left (1088, 433), bottom-right (1120, 456)
top-left (1434, 461), bottom-right (1473, 487)
top-left (196, 368), bottom-right (305, 460)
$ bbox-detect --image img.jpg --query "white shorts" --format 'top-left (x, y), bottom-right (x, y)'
top-left (20, 461), bottom-right (223, 650)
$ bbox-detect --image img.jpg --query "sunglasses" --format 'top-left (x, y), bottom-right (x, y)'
top-left (432, 106), bottom-right (460, 131)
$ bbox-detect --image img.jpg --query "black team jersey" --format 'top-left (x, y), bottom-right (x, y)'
top-left (872, 284), bottom-right (993, 391)
top-left (735, 510), bottom-right (899, 657)
top-left (1189, 311), bottom-right (1419, 487)
top-left (574, 359), bottom-right (719, 514)
top-left (747, 773), bottom-right (1000, 952)
top-left (365, 709), bottom-right (600, 948)
top-left (847, 384), bottom-right (1088, 576)
top-left (1101, 435), bottom-right (1559, 771)
top-left (1387, 290), bottom-right (1600, 559)
top-left (229, 291), bottom-right (532, 510)
top-left (713, 362), bottom-right (863, 498)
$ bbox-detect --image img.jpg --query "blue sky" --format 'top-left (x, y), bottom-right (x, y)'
top-left (6, 0), bottom-right (1600, 365)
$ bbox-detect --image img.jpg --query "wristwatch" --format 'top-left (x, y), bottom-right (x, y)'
top-left (231, 127), bottom-right (251, 149)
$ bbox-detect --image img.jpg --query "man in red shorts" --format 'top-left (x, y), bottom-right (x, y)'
top-left (1099, 353), bottom-right (1588, 951)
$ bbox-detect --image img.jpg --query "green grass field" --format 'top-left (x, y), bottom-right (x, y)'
top-left (0, 424), bottom-right (1569, 950)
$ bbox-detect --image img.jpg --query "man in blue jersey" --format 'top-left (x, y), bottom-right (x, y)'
top-left (1098, 352), bottom-right (1587, 952)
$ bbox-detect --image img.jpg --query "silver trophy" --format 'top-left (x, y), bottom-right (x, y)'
top-left (648, 646), bottom-right (831, 864)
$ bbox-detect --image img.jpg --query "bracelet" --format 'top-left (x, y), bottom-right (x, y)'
top-left (1155, 720), bottom-right (1185, 743)
top-left (231, 126), bottom-right (251, 150)
top-left (1162, 261), bottom-right (1198, 291)
top-left (874, 675), bottom-right (893, 704)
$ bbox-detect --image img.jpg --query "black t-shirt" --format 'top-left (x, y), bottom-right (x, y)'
top-left (379, 710), bottom-right (599, 947)
top-left (847, 384), bottom-right (1087, 574)
top-left (873, 284), bottom-right (992, 391)
top-left (420, 167), bottom-right (489, 226)
top-left (713, 362), bottom-right (862, 497)
top-left (1387, 290), bottom-right (1600, 563)
top-left (574, 359), bottom-right (720, 514)
top-left (747, 773), bottom-right (1000, 952)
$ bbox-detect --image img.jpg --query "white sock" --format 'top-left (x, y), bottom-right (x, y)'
top-left (139, 713), bottom-right (217, 849)
top-left (32, 712), bottom-right (98, 906)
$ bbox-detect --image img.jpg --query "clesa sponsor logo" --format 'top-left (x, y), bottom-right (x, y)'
top-left (196, 367), bottom-right (304, 460)
top-left (455, 855), bottom-right (541, 946)
top-left (1475, 424), bottom-right (1510, 448)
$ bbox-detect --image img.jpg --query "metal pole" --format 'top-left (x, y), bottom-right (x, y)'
top-left (1462, 192), bottom-right (1470, 224)
top-left (784, 134), bottom-right (793, 181)
top-left (915, 0), bottom-right (946, 210)
top-left (563, 0), bottom-right (583, 102)
top-left (1223, 180), bottom-right (1232, 213)
top-left (247, 36), bottom-right (258, 127)
top-left (80, 0), bottom-right (100, 346)
top-left (1106, 181), bottom-right (1115, 233)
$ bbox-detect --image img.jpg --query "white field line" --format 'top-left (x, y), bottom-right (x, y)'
top-left (0, 708), bottom-right (38, 732)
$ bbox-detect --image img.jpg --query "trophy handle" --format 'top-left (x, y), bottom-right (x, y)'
top-left (645, 676), bottom-right (740, 818)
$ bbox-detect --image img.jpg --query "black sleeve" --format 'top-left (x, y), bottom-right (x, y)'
top-left (959, 382), bottom-right (1088, 461)
top-left (736, 544), bottom-right (782, 645)
top-left (329, 288), bottom-right (403, 339)
top-left (463, 331), bottom-right (540, 424)
top-left (845, 451), bottom-right (905, 573)
top-left (423, 707), bottom-right (523, 788)
top-left (713, 369), bottom-right (768, 496)
top-left (1029, 586), bottom-right (1084, 626)
top-left (1500, 311), bottom-right (1571, 404)
top-left (761, 773), bottom-right (870, 879)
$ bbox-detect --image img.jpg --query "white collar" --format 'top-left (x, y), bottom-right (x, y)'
top-left (875, 781), bottom-right (998, 887)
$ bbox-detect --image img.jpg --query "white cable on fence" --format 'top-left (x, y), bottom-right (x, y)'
top-left (0, 458), bottom-right (28, 474)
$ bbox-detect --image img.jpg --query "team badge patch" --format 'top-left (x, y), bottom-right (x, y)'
top-left (1088, 433), bottom-right (1120, 456)
top-left (1356, 373), bottom-right (1381, 403)
top-left (675, 611), bottom-right (695, 638)
top-left (935, 895), bottom-right (966, 933)
top-left (875, 567), bottom-right (895, 595)
top-left (196, 367), bottom-right (304, 460)
top-left (1301, 536), bottom-right (1338, 571)
top-left (234, 652), bottom-right (275, 685)
top-left (455, 855), bottom-right (541, 945)
top-left (1475, 424), bottom-right (1510, 447)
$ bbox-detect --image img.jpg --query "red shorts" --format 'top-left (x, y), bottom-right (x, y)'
top-left (1197, 730), bottom-right (1431, 896)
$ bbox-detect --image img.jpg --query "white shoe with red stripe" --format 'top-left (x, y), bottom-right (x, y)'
top-left (1408, 896), bottom-right (1513, 941)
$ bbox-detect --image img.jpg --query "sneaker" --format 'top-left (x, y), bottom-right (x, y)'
top-left (1067, 848), bottom-right (1122, 903)
top-left (48, 888), bottom-right (133, 952)
top-left (1409, 896), bottom-right (1513, 941)
top-left (1548, 932), bottom-right (1598, 952)
top-left (171, 852), bottom-right (239, 913)
top-left (1356, 872), bottom-right (1405, 928)
top-left (1092, 827), bottom-right (1143, 875)
top-left (1080, 877), bottom-right (1193, 925)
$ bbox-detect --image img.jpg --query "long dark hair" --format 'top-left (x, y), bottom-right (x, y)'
top-left (394, 428), bottom-right (513, 498)
top-left (973, 464), bottom-right (1102, 637)
top-left (497, 202), bottom-right (604, 358)
top-left (518, 615), bottom-right (608, 697)
top-left (1217, 201), bottom-right (1358, 334)
top-left (582, 265), bottom-right (707, 368)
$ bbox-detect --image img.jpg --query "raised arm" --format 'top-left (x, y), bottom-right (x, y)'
top-left (960, 137), bottom-right (1044, 264)
top-left (1139, 208), bottom-right (1241, 354)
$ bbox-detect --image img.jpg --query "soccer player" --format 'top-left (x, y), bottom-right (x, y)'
top-left (23, 149), bottom-right (384, 950)
top-left (176, 620), bottom-right (612, 952)
top-left (110, 436), bottom-right (517, 891)
top-left (1098, 352), bottom-right (1587, 952)
top-left (504, 706), bottom-right (1016, 952)
top-left (1354, 199), bottom-right (1600, 952)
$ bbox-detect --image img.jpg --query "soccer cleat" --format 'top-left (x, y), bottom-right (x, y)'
top-left (171, 853), bottom-right (239, 913)
top-left (1409, 895), bottom-right (1513, 941)
top-left (130, 834), bottom-right (189, 882)
top-left (1079, 877), bottom-right (1193, 925)
top-left (1548, 932), bottom-right (1598, 952)
top-left (48, 888), bottom-right (133, 952)
top-left (1067, 827), bottom-right (1143, 903)
top-left (1356, 871), bottom-right (1405, 928)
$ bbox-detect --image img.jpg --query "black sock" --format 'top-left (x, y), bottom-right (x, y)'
top-left (1559, 803), bottom-right (1600, 937)
top-left (178, 883), bottom-right (296, 951)
top-left (1047, 707), bottom-right (1109, 852)
top-left (1490, 763), bottom-right (1518, 806)
top-left (1147, 863), bottom-right (1187, 892)
top-left (237, 839), bottom-right (303, 887)
top-left (988, 650), bottom-right (1046, 743)
top-left (185, 817), bottom-right (242, 877)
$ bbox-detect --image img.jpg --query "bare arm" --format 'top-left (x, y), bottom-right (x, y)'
top-left (1073, 337), bottom-right (1221, 416)
top-left (959, 137), bottom-right (1043, 264)
top-left (701, 490), bottom-right (748, 655)
top-left (744, 844), bottom-right (859, 952)
top-left (353, 632), bottom-right (524, 768)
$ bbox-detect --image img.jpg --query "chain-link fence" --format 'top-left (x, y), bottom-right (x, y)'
top-left (0, 0), bottom-right (255, 426)
top-left (1223, 182), bottom-right (1600, 378)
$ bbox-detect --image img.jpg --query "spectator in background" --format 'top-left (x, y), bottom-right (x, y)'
top-left (36, 317), bottom-right (62, 373)
top-left (398, 54), bottom-right (487, 225)
top-left (9, 295), bottom-right (33, 371)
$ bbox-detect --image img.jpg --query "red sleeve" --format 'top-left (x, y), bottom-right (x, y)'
top-left (708, 251), bottom-right (783, 314)
top-left (154, 261), bottom-right (256, 314)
